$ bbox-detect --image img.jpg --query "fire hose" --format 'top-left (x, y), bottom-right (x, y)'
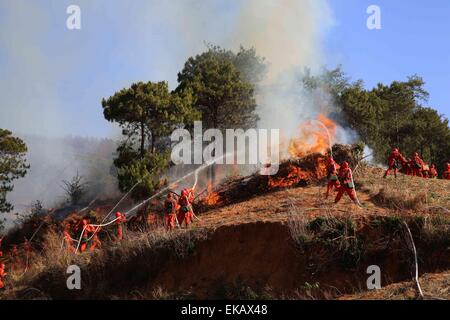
top-left (86, 179), bottom-right (143, 245)
top-left (349, 170), bottom-right (363, 208)
top-left (71, 163), bottom-right (217, 253)
top-left (75, 217), bottom-right (120, 253)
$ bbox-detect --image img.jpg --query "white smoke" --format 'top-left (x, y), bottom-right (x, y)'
top-left (1, 0), bottom-right (363, 221)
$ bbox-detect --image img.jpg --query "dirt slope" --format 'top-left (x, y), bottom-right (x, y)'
top-left (2, 166), bottom-right (450, 300)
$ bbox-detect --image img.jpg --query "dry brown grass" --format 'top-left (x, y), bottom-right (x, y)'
top-left (286, 205), bottom-right (314, 249)
top-left (1, 225), bottom-right (209, 299)
top-left (356, 166), bottom-right (450, 212)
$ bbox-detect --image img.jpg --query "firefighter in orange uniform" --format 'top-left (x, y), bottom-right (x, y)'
top-left (79, 219), bottom-right (92, 253)
top-left (177, 188), bottom-right (194, 227)
top-left (164, 193), bottom-right (178, 230)
top-left (325, 156), bottom-right (340, 198)
top-left (383, 148), bottom-right (402, 178)
top-left (0, 263), bottom-right (7, 290)
top-left (114, 212), bottom-right (127, 242)
top-left (335, 161), bottom-right (358, 205)
top-left (63, 224), bottom-right (76, 253)
top-left (411, 152), bottom-right (424, 177)
top-left (89, 227), bottom-right (102, 251)
top-left (429, 164), bottom-right (438, 179)
top-left (443, 162), bottom-right (450, 180)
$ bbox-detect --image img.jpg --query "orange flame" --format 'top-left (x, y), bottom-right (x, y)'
top-left (267, 155), bottom-right (328, 189)
top-left (288, 114), bottom-right (336, 158)
top-left (204, 182), bottom-right (221, 206)
top-left (267, 165), bottom-right (309, 189)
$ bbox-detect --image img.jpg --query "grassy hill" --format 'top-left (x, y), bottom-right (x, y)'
top-left (1, 161), bottom-right (449, 300)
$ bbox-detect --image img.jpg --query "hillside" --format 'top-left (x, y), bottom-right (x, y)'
top-left (1, 162), bottom-right (449, 300)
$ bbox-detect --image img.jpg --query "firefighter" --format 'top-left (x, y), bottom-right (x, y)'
top-left (429, 164), bottom-right (438, 179)
top-left (443, 162), bottom-right (450, 180)
top-left (335, 161), bottom-right (358, 205)
top-left (79, 218), bottom-right (92, 253)
top-left (0, 263), bottom-right (7, 290)
top-left (164, 192), bottom-right (178, 230)
top-left (114, 212), bottom-right (127, 242)
top-left (383, 148), bottom-right (402, 178)
top-left (89, 227), bottom-right (101, 251)
top-left (411, 152), bottom-right (424, 177)
top-left (398, 154), bottom-right (411, 175)
top-left (63, 225), bottom-right (76, 253)
top-left (177, 188), bottom-right (194, 227)
top-left (325, 156), bottom-right (340, 198)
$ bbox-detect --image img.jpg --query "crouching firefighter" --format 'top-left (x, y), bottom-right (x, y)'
top-left (326, 156), bottom-right (340, 198)
top-left (335, 161), bottom-right (359, 205)
top-left (429, 164), bottom-right (438, 179)
top-left (411, 152), bottom-right (424, 177)
top-left (177, 188), bottom-right (195, 227)
top-left (164, 192), bottom-right (178, 230)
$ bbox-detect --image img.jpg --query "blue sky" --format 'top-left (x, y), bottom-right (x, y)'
top-left (326, 0), bottom-right (450, 117)
top-left (0, 0), bottom-right (449, 138)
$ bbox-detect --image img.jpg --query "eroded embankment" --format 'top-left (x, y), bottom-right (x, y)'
top-left (14, 215), bottom-right (450, 299)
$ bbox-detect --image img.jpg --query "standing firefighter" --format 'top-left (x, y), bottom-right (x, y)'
top-left (164, 193), bottom-right (178, 230)
top-left (335, 161), bottom-right (358, 205)
top-left (89, 227), bottom-right (102, 251)
top-left (63, 224), bottom-right (76, 253)
top-left (325, 156), bottom-right (340, 198)
top-left (114, 212), bottom-right (127, 242)
top-left (177, 188), bottom-right (194, 227)
top-left (444, 162), bottom-right (450, 180)
top-left (79, 219), bottom-right (92, 253)
top-left (383, 148), bottom-right (402, 178)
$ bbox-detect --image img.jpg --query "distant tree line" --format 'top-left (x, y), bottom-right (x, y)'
top-left (303, 67), bottom-right (450, 173)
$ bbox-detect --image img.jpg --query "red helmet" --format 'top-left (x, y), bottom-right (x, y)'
top-left (82, 219), bottom-right (89, 226)
top-left (181, 189), bottom-right (190, 197)
top-left (341, 161), bottom-right (349, 169)
top-left (115, 212), bottom-right (122, 218)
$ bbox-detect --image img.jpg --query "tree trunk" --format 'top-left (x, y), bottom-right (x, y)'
top-left (151, 134), bottom-right (155, 153)
top-left (140, 121), bottom-right (145, 158)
